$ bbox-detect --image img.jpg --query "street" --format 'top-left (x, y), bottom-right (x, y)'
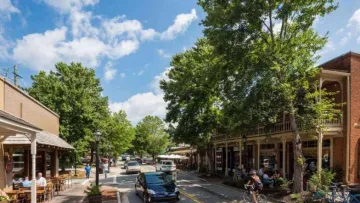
top-left (99, 162), bottom-right (255, 203)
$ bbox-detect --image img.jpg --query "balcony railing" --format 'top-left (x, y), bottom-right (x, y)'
top-left (212, 118), bottom-right (342, 142)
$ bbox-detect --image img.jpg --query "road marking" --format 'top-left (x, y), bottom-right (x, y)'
top-left (117, 191), bottom-right (121, 203)
top-left (113, 175), bottom-right (116, 183)
top-left (179, 188), bottom-right (204, 203)
top-left (81, 179), bottom-right (91, 185)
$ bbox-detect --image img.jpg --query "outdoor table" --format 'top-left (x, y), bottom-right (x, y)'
top-left (23, 190), bottom-right (45, 203)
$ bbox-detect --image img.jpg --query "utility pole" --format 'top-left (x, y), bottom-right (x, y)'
top-left (13, 65), bottom-right (22, 87)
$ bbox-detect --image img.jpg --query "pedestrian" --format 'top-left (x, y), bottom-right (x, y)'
top-left (85, 164), bottom-right (91, 179)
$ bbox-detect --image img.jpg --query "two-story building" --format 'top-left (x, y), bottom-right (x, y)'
top-left (211, 52), bottom-right (360, 184)
top-left (0, 77), bottom-right (73, 200)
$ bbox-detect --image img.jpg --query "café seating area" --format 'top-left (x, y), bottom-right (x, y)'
top-left (5, 175), bottom-right (74, 203)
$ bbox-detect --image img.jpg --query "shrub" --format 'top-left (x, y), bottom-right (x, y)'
top-left (290, 193), bottom-right (301, 200)
top-left (84, 184), bottom-right (102, 196)
top-left (279, 177), bottom-right (292, 190)
top-left (308, 169), bottom-right (335, 194)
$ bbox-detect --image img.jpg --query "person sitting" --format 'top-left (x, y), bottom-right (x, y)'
top-left (36, 172), bottom-right (47, 187)
top-left (273, 170), bottom-right (281, 179)
top-left (22, 177), bottom-right (32, 187)
top-left (263, 172), bottom-right (275, 188)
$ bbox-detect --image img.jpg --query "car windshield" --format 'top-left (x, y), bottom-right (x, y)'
top-left (128, 162), bottom-right (139, 166)
top-left (145, 174), bottom-right (171, 185)
top-left (163, 161), bottom-right (173, 165)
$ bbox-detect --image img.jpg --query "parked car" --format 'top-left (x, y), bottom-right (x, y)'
top-left (126, 161), bottom-right (141, 174)
top-left (156, 160), bottom-right (176, 172)
top-left (135, 158), bottom-right (143, 164)
top-left (135, 172), bottom-right (180, 203)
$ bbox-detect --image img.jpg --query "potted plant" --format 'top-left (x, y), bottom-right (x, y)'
top-left (84, 184), bottom-right (102, 203)
top-left (0, 190), bottom-right (10, 203)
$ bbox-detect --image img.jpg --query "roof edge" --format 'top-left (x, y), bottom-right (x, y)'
top-left (319, 51), bottom-right (360, 68)
top-left (0, 77), bottom-right (60, 118)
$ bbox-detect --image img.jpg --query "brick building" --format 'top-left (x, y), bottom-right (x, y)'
top-left (211, 52), bottom-right (360, 184)
top-left (0, 77), bottom-right (73, 200)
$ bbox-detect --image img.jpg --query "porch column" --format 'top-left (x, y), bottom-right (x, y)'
top-left (197, 153), bottom-right (200, 172)
top-left (214, 144), bottom-right (217, 174)
top-left (281, 137), bottom-right (286, 178)
top-left (330, 137), bottom-right (333, 168)
top-left (238, 140), bottom-right (242, 168)
top-left (225, 142), bottom-right (228, 176)
top-left (317, 132), bottom-right (323, 172)
top-left (51, 149), bottom-right (59, 177)
top-left (31, 133), bottom-right (37, 203)
top-left (256, 140), bottom-right (260, 170)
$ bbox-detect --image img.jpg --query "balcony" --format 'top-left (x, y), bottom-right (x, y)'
top-left (212, 118), bottom-right (343, 142)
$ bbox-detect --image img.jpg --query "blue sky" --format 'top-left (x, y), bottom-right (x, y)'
top-left (0, 0), bottom-right (359, 124)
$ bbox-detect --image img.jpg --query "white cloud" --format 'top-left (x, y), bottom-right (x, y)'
top-left (109, 68), bottom-right (171, 124)
top-left (150, 67), bottom-right (171, 94)
top-left (41, 0), bottom-right (99, 13)
top-left (0, 0), bottom-right (20, 19)
top-left (339, 32), bottom-right (352, 46)
top-left (102, 16), bottom-right (158, 41)
top-left (70, 10), bottom-right (99, 38)
top-left (120, 73), bottom-right (125, 78)
top-left (318, 40), bottom-right (335, 56)
top-left (157, 49), bottom-right (171, 58)
top-left (161, 9), bottom-right (197, 40)
top-left (106, 40), bottom-right (139, 59)
top-left (348, 9), bottom-right (360, 30)
top-left (12, 27), bottom-right (68, 72)
top-left (137, 70), bottom-right (144, 76)
top-left (104, 62), bottom-right (117, 81)
top-left (109, 92), bottom-right (166, 124)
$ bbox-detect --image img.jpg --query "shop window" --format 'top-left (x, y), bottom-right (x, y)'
top-left (323, 140), bottom-right (330, 147)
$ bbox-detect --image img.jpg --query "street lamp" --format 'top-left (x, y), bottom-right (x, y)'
top-left (94, 130), bottom-right (101, 186)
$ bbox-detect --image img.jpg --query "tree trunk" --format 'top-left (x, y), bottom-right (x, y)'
top-left (289, 113), bottom-right (304, 193)
top-left (90, 148), bottom-right (94, 165)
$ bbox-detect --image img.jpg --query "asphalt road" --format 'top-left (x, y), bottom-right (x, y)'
top-left (99, 162), bottom-right (262, 203)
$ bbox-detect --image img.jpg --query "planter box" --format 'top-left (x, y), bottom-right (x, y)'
top-left (88, 194), bottom-right (102, 203)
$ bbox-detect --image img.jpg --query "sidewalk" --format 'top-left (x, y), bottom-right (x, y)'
top-left (51, 165), bottom-right (122, 203)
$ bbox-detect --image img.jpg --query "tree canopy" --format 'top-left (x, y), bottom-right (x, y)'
top-left (28, 62), bottom-right (110, 155)
top-left (132, 116), bottom-right (169, 158)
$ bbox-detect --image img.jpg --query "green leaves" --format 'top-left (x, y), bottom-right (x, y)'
top-left (28, 62), bottom-right (109, 154)
top-left (132, 116), bottom-right (169, 157)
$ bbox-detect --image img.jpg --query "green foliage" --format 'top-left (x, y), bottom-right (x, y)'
top-left (308, 169), bottom-right (335, 194)
top-left (28, 62), bottom-right (109, 155)
top-left (101, 111), bottom-right (135, 157)
top-left (290, 193), bottom-right (301, 200)
top-left (279, 177), bottom-right (293, 190)
top-left (198, 0), bottom-right (338, 193)
top-left (161, 38), bottom-right (225, 148)
top-left (132, 116), bottom-right (169, 157)
top-left (84, 183), bottom-right (102, 196)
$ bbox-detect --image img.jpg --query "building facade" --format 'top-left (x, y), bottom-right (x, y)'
top-left (211, 52), bottom-right (360, 184)
top-left (0, 77), bottom-right (73, 197)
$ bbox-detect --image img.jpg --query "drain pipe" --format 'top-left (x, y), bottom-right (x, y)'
top-left (346, 75), bottom-right (350, 184)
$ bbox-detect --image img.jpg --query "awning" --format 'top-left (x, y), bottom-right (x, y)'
top-left (157, 154), bottom-right (189, 160)
top-left (169, 149), bottom-right (197, 155)
top-left (3, 131), bottom-right (74, 150)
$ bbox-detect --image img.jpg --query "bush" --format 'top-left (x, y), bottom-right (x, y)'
top-left (84, 184), bottom-right (102, 196)
top-left (308, 169), bottom-right (335, 194)
top-left (279, 178), bottom-right (292, 190)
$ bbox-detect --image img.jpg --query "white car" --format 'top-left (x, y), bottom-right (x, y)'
top-left (156, 160), bottom-right (176, 172)
top-left (126, 161), bottom-right (141, 174)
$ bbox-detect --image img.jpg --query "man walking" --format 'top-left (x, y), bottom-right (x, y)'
top-left (85, 164), bottom-right (91, 179)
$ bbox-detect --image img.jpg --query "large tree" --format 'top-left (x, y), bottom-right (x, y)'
top-left (161, 38), bottom-right (227, 172)
top-left (133, 116), bottom-right (169, 158)
top-left (28, 62), bottom-right (109, 157)
top-left (101, 111), bottom-right (135, 159)
top-left (199, 0), bottom-right (338, 192)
